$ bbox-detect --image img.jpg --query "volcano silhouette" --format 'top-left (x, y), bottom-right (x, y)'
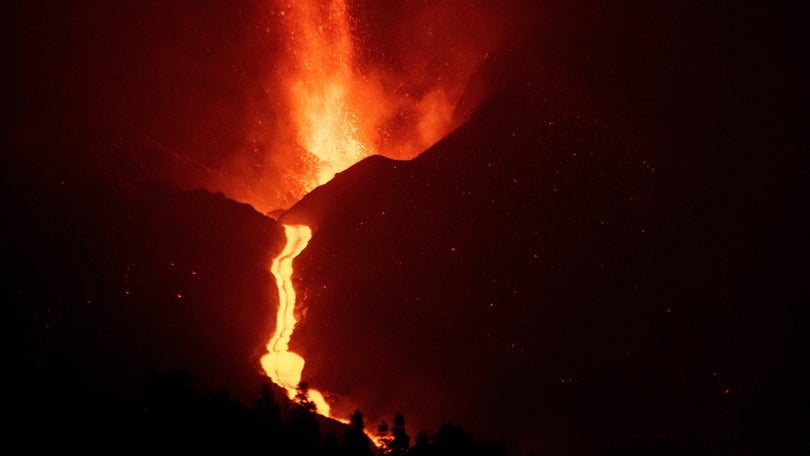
top-left (280, 68), bottom-right (658, 453)
top-left (277, 50), bottom-right (807, 454)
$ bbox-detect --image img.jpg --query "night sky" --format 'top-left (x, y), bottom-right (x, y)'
top-left (2, 1), bottom-right (808, 455)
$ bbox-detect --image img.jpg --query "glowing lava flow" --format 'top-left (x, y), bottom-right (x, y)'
top-left (260, 224), bottom-right (331, 415)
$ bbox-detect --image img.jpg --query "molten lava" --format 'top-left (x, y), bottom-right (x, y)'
top-left (261, 224), bottom-right (332, 415)
top-left (282, 0), bottom-right (368, 190)
top-left (278, 0), bottom-right (376, 193)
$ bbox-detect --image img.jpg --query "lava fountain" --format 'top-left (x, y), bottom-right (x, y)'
top-left (279, 0), bottom-right (370, 192)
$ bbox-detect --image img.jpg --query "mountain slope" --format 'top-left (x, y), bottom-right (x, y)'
top-left (281, 48), bottom-right (807, 455)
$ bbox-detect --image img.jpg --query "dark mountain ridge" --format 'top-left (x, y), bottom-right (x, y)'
top-left (278, 44), bottom-right (807, 455)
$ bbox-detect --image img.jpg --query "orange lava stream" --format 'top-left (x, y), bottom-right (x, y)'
top-left (261, 224), bottom-right (331, 415)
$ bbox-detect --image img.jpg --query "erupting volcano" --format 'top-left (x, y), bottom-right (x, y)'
top-left (5, 1), bottom-right (806, 455)
top-left (275, 0), bottom-right (372, 192)
top-left (257, 0), bottom-right (495, 422)
top-left (207, 0), bottom-right (498, 215)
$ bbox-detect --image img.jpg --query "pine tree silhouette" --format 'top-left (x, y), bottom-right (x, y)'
top-left (389, 413), bottom-right (410, 455)
top-left (344, 409), bottom-right (375, 456)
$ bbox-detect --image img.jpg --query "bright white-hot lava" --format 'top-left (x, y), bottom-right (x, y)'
top-left (261, 224), bottom-right (332, 415)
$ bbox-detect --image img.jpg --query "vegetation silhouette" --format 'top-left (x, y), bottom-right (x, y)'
top-left (8, 367), bottom-right (512, 455)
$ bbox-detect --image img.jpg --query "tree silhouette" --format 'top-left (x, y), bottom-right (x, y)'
top-left (253, 380), bottom-right (283, 427)
top-left (389, 413), bottom-right (410, 455)
top-left (8, 364), bottom-right (517, 455)
top-left (344, 409), bottom-right (375, 456)
top-left (407, 430), bottom-right (435, 456)
top-left (377, 419), bottom-right (392, 453)
top-left (287, 381), bottom-right (321, 455)
top-left (350, 409), bottom-right (365, 429)
top-left (294, 381), bottom-right (317, 415)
